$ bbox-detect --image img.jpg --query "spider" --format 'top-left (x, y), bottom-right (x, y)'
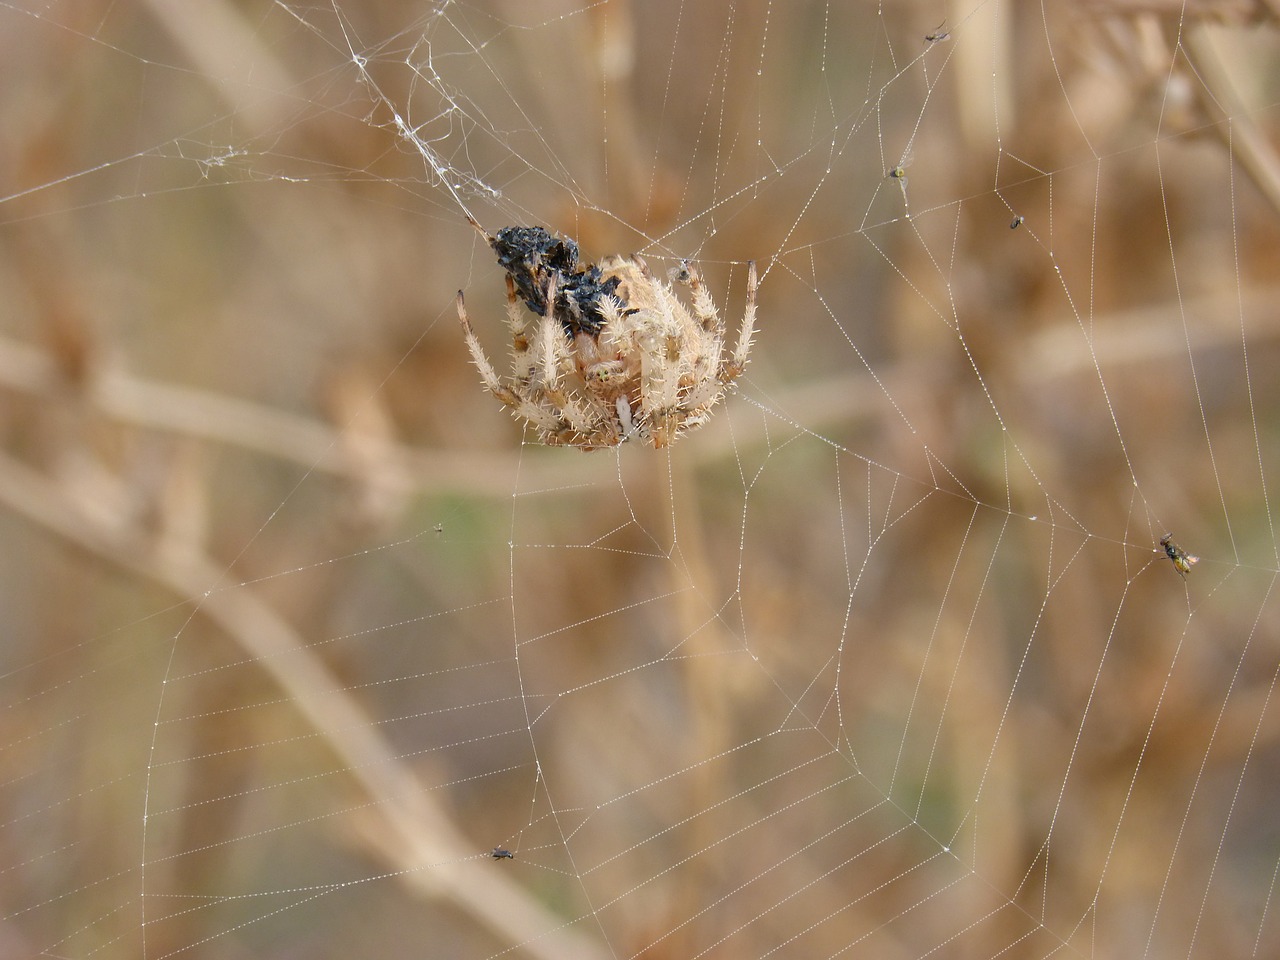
top-left (456, 218), bottom-right (756, 450)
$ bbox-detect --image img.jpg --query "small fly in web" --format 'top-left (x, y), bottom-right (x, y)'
top-left (886, 150), bottom-right (913, 195)
top-left (1159, 534), bottom-right (1199, 579)
top-left (925, 21), bottom-right (950, 43)
top-left (491, 847), bottom-right (514, 860)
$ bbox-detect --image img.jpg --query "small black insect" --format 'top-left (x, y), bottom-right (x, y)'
top-left (491, 847), bottom-right (515, 860)
top-left (1010, 215), bottom-right (1024, 229)
top-left (925, 21), bottom-right (950, 43)
top-left (472, 218), bottom-right (621, 336)
top-left (1160, 534), bottom-right (1199, 579)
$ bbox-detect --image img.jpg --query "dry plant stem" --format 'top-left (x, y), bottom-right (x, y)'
top-left (657, 455), bottom-right (891, 946)
top-left (649, 453), bottom-right (738, 957)
top-left (1184, 24), bottom-right (1280, 218)
top-left (0, 333), bottom-right (614, 496)
top-left (3, 273), bottom-right (1279, 499)
top-left (0, 448), bottom-right (609, 960)
top-left (142, 0), bottom-right (296, 135)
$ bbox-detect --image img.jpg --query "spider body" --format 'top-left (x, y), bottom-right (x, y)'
top-left (1160, 533), bottom-right (1198, 578)
top-left (458, 219), bottom-right (756, 450)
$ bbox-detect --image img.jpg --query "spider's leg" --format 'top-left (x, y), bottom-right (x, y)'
top-left (673, 260), bottom-right (724, 397)
top-left (459, 290), bottom-right (571, 438)
top-left (682, 261), bottom-right (722, 336)
top-left (506, 275), bottom-right (535, 383)
top-left (534, 273), bottom-right (566, 397)
top-left (531, 274), bottom-right (599, 441)
top-left (505, 275), bottom-right (527, 338)
top-left (722, 260), bottom-right (756, 382)
top-left (629, 278), bottom-right (687, 448)
top-left (615, 396), bottom-right (636, 438)
top-left (457, 291), bottom-right (521, 407)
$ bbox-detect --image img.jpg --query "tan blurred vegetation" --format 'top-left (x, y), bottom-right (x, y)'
top-left (2, 0), bottom-right (1280, 957)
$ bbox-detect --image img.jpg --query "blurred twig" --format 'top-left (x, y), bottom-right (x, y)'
top-left (1184, 23), bottom-right (1280, 218)
top-left (0, 445), bottom-right (610, 960)
top-left (2, 270), bottom-right (1279, 493)
top-left (0, 333), bottom-right (614, 497)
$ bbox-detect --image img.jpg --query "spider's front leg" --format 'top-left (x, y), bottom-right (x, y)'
top-left (457, 291), bottom-right (522, 408)
top-left (532, 273), bottom-right (568, 402)
top-left (504, 275), bottom-right (537, 384)
top-left (530, 274), bottom-right (606, 442)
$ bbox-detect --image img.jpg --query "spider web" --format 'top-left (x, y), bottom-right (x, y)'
top-left (2, 1), bottom-right (1279, 958)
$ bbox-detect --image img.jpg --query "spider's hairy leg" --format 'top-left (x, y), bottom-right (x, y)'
top-left (532, 273), bottom-right (600, 440)
top-left (615, 396), bottom-right (636, 440)
top-left (682, 261), bottom-right (723, 336)
top-left (505, 275), bottom-right (527, 339)
top-left (672, 259), bottom-right (724, 387)
top-left (505, 275), bottom-right (536, 383)
top-left (647, 318), bottom-right (684, 415)
top-left (533, 274), bottom-right (565, 396)
top-left (627, 268), bottom-right (686, 447)
top-left (457, 291), bottom-right (521, 408)
top-left (458, 290), bottom-right (564, 437)
top-left (721, 260), bottom-right (757, 382)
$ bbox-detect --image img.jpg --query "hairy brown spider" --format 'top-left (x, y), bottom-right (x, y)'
top-left (457, 218), bottom-right (756, 450)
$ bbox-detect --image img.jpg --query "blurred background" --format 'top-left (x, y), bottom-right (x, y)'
top-left (2, 1), bottom-right (1280, 957)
